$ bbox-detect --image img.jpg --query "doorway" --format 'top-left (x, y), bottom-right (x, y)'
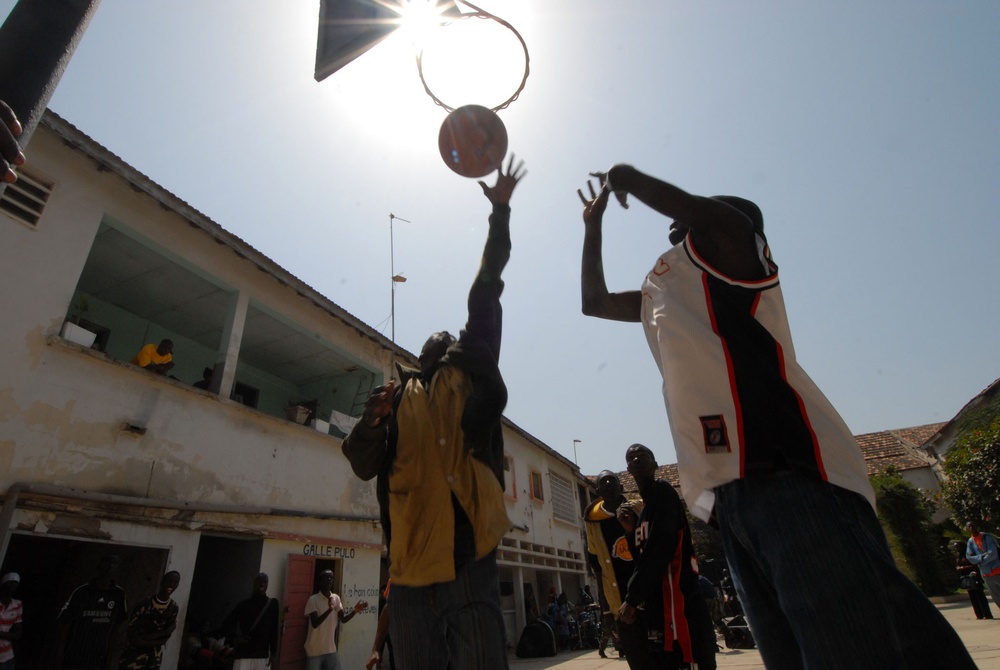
top-left (0, 533), bottom-right (168, 670)
top-left (185, 535), bottom-right (265, 636)
top-left (279, 555), bottom-right (342, 670)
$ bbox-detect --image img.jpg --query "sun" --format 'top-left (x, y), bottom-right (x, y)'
top-left (394, 0), bottom-right (457, 52)
top-left (313, 0), bottom-right (529, 153)
top-left (397, 0), bottom-right (530, 111)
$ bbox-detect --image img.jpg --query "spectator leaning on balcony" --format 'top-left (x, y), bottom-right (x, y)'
top-left (132, 339), bottom-right (175, 375)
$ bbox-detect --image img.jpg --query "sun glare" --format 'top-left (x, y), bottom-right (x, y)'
top-left (395, 0), bottom-right (452, 52)
top-left (413, 6), bottom-right (529, 111)
top-left (314, 1), bottom-right (531, 154)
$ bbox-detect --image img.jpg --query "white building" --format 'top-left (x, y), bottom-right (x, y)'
top-left (0, 111), bottom-right (588, 669)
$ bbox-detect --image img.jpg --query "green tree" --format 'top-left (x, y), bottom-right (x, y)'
top-left (941, 395), bottom-right (1000, 529)
top-left (871, 468), bottom-right (951, 595)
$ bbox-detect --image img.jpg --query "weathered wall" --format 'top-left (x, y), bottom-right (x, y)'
top-left (0, 127), bottom-right (387, 518)
top-left (503, 429), bottom-right (583, 556)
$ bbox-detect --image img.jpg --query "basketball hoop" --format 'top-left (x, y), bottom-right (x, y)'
top-left (415, 0), bottom-right (530, 114)
top-left (417, 1), bottom-right (529, 177)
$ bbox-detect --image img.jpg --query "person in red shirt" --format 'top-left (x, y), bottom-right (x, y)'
top-left (966, 521), bottom-right (1000, 611)
top-left (0, 573), bottom-right (23, 670)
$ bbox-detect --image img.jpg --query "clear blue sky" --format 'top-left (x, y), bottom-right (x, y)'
top-left (5, 0), bottom-right (998, 477)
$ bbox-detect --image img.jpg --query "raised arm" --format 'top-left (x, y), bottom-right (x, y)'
top-left (605, 164), bottom-right (764, 279)
top-left (579, 178), bottom-right (641, 322)
top-left (465, 154), bottom-right (526, 357)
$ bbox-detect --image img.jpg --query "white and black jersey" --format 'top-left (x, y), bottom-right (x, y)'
top-left (641, 232), bottom-right (874, 522)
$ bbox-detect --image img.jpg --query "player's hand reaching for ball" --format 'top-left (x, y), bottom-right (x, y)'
top-left (479, 153), bottom-right (526, 206)
top-left (577, 178), bottom-right (610, 226)
top-left (594, 166), bottom-right (631, 210)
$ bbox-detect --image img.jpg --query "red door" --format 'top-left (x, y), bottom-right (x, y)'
top-left (280, 555), bottom-right (316, 670)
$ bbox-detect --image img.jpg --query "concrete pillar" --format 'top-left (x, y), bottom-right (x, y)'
top-left (514, 566), bottom-right (526, 635)
top-left (213, 290), bottom-right (249, 398)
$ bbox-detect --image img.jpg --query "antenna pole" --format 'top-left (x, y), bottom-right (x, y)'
top-left (389, 213), bottom-right (411, 342)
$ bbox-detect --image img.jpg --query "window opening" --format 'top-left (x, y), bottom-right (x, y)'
top-left (503, 453), bottom-right (517, 500)
top-left (232, 382), bottom-right (260, 408)
top-left (529, 469), bottom-right (544, 502)
top-left (549, 471), bottom-right (576, 524)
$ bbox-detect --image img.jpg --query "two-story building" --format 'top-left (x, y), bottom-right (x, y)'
top-left (0, 111), bottom-right (588, 669)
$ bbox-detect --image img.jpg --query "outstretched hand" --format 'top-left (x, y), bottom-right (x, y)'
top-left (577, 178), bottom-right (610, 225)
top-left (479, 153), bottom-right (526, 206)
top-left (0, 100), bottom-right (25, 183)
top-left (590, 170), bottom-right (629, 210)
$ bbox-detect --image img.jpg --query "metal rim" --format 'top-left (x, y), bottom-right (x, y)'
top-left (415, 0), bottom-right (530, 114)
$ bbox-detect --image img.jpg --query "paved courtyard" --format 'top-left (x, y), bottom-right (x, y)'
top-left (508, 599), bottom-right (1000, 669)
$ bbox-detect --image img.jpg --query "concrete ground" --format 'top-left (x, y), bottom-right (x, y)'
top-left (509, 599), bottom-right (1000, 669)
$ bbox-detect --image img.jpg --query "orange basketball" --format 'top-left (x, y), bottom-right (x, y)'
top-left (438, 105), bottom-right (508, 178)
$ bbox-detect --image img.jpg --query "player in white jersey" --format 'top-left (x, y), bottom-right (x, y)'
top-left (577, 165), bottom-right (975, 670)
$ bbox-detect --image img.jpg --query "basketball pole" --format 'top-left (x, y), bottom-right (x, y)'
top-left (389, 213), bottom-right (410, 343)
top-left (0, 0), bottom-right (103, 199)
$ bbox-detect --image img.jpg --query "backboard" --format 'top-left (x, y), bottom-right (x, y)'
top-left (315, 0), bottom-right (463, 82)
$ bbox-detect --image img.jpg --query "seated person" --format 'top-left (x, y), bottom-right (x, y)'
top-left (133, 339), bottom-right (175, 374)
top-left (193, 367), bottom-right (214, 390)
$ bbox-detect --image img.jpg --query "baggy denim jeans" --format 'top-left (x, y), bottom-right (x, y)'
top-left (714, 471), bottom-right (976, 670)
top-left (388, 550), bottom-right (509, 670)
top-left (304, 652), bottom-right (341, 670)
